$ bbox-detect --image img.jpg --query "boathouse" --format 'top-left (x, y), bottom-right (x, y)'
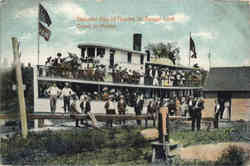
top-left (203, 66), bottom-right (250, 121)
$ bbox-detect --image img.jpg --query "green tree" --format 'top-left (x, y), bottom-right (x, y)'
top-left (145, 42), bottom-right (180, 65)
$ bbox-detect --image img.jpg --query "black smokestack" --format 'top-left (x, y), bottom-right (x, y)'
top-left (133, 33), bottom-right (142, 51)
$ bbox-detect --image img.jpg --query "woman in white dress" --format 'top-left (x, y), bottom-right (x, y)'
top-left (224, 100), bottom-right (230, 120)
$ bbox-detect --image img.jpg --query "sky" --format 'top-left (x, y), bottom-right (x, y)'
top-left (0, 0), bottom-right (250, 70)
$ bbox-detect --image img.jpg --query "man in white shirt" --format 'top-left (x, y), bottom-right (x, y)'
top-left (46, 83), bottom-right (61, 113)
top-left (61, 82), bottom-right (74, 113)
top-left (56, 53), bottom-right (63, 65)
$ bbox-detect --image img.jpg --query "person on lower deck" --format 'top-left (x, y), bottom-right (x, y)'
top-left (104, 96), bottom-right (116, 127)
top-left (69, 95), bottom-right (81, 127)
top-left (80, 94), bottom-right (91, 125)
top-left (134, 94), bottom-right (144, 126)
top-left (117, 95), bottom-right (127, 125)
top-left (146, 100), bottom-right (156, 127)
top-left (46, 83), bottom-right (61, 114)
top-left (61, 82), bottom-right (74, 113)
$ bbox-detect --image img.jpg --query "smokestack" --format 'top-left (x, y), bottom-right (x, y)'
top-left (133, 33), bottom-right (142, 51)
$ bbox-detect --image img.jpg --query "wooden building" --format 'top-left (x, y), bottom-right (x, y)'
top-left (203, 66), bottom-right (250, 121)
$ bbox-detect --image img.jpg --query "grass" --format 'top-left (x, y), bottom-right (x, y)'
top-left (170, 128), bottom-right (238, 147)
top-left (0, 127), bottom-right (152, 165)
top-left (0, 125), bottom-right (248, 165)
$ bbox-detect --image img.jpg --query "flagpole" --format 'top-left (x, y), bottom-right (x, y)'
top-left (208, 48), bottom-right (211, 69)
top-left (37, 2), bottom-right (40, 65)
top-left (189, 32), bottom-right (191, 67)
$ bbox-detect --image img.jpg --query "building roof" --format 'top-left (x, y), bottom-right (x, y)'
top-left (204, 66), bottom-right (250, 91)
top-left (78, 42), bottom-right (146, 55)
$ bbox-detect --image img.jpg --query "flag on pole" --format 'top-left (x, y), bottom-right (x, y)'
top-left (39, 4), bottom-right (52, 27)
top-left (190, 36), bottom-right (197, 58)
top-left (39, 22), bottom-right (51, 41)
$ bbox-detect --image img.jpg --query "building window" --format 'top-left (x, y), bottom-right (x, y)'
top-left (128, 52), bottom-right (132, 64)
top-left (140, 54), bottom-right (144, 65)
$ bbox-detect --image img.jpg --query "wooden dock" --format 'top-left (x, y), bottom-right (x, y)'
top-left (0, 112), bottom-right (188, 121)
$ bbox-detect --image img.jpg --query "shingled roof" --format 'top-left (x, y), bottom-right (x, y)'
top-left (204, 66), bottom-right (250, 91)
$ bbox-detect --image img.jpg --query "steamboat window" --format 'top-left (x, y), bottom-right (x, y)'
top-left (97, 48), bottom-right (105, 57)
top-left (127, 52), bottom-right (132, 64)
top-left (87, 47), bottom-right (95, 58)
top-left (140, 54), bottom-right (144, 65)
top-left (110, 49), bottom-right (115, 67)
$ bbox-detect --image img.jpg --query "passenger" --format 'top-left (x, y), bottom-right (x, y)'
top-left (79, 95), bottom-right (91, 125)
top-left (117, 95), bottom-right (127, 125)
top-left (104, 96), bottom-right (116, 127)
top-left (134, 94), bottom-right (144, 126)
top-left (61, 82), bottom-right (74, 113)
top-left (139, 67), bottom-right (145, 85)
top-left (146, 100), bottom-right (156, 127)
top-left (192, 97), bottom-right (204, 131)
top-left (70, 95), bottom-right (81, 127)
top-left (46, 83), bottom-right (61, 114)
top-left (180, 97), bottom-right (188, 117)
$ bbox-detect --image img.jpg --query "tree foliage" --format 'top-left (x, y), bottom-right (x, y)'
top-left (0, 66), bottom-right (18, 112)
top-left (145, 42), bottom-right (180, 65)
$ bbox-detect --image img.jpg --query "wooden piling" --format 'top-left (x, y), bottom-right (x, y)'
top-left (11, 37), bottom-right (28, 139)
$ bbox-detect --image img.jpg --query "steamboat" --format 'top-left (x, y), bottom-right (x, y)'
top-left (32, 34), bottom-right (204, 126)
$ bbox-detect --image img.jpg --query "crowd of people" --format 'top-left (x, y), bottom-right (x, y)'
top-left (41, 53), bottom-right (106, 81)
top-left (45, 82), bottom-right (208, 131)
top-left (39, 53), bottom-right (201, 87)
top-left (145, 66), bottom-right (188, 87)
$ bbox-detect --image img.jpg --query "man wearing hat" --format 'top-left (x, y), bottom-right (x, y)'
top-left (192, 97), bottom-right (204, 131)
top-left (46, 83), bottom-right (61, 113)
top-left (55, 52), bottom-right (63, 66)
top-left (104, 96), bottom-right (116, 127)
top-left (61, 82), bottom-right (74, 113)
top-left (69, 94), bottom-right (81, 127)
top-left (80, 93), bottom-right (91, 124)
top-left (117, 95), bottom-right (127, 125)
top-left (134, 94), bottom-right (144, 126)
top-left (80, 94), bottom-right (91, 113)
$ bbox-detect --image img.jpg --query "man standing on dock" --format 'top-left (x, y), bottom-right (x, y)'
top-left (61, 82), bottom-right (74, 113)
top-left (117, 95), bottom-right (127, 125)
top-left (104, 96), bottom-right (116, 127)
top-left (192, 97), bottom-right (204, 131)
top-left (46, 83), bottom-right (61, 113)
top-left (134, 94), bottom-right (144, 126)
top-left (80, 94), bottom-right (91, 124)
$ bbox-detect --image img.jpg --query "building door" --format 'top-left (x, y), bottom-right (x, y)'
top-left (218, 92), bottom-right (232, 120)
